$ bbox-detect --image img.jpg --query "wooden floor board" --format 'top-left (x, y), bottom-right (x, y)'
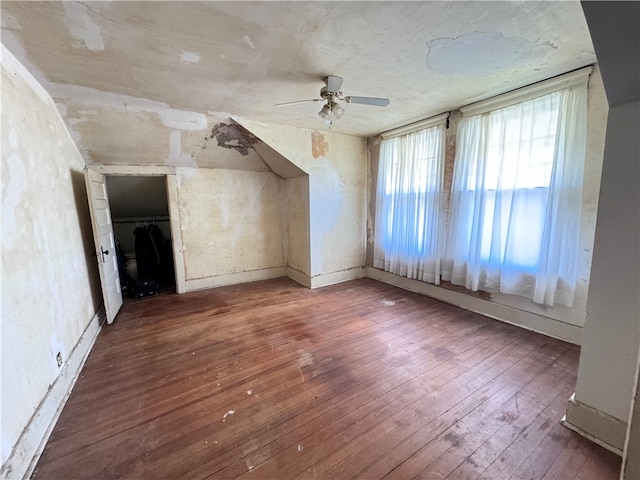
top-left (31, 278), bottom-right (620, 480)
top-left (440, 350), bottom-right (577, 480)
top-left (349, 337), bottom-right (567, 480)
top-left (177, 306), bottom-right (500, 479)
top-left (379, 342), bottom-right (563, 477)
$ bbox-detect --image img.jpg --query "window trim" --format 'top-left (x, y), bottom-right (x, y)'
top-left (460, 66), bottom-right (592, 117)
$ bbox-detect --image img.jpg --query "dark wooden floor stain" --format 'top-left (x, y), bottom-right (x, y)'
top-left (31, 278), bottom-right (621, 480)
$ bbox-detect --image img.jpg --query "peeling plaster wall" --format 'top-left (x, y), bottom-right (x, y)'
top-left (50, 98), bottom-right (300, 291)
top-left (176, 168), bottom-right (287, 289)
top-left (366, 67), bottom-right (608, 343)
top-left (50, 96), bottom-right (310, 290)
top-left (61, 97), bottom-right (363, 288)
top-left (236, 120), bottom-right (368, 286)
top-left (53, 97), bottom-right (271, 172)
top-left (1, 47), bottom-right (101, 476)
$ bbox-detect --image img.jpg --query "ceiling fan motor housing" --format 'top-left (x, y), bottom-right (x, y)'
top-left (320, 86), bottom-right (341, 99)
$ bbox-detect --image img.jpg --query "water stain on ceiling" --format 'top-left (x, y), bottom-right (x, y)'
top-left (1, 1), bottom-right (596, 158)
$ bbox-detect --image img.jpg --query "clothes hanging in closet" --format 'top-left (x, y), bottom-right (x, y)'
top-left (133, 224), bottom-right (164, 280)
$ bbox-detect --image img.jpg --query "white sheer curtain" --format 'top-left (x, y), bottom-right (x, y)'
top-left (442, 84), bottom-right (588, 306)
top-left (374, 125), bottom-right (446, 283)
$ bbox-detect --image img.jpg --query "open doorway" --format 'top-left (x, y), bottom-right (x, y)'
top-left (105, 176), bottom-right (176, 298)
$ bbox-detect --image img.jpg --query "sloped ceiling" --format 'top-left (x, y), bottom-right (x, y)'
top-left (2, 1), bottom-right (595, 141)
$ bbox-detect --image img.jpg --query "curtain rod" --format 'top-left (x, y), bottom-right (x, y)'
top-left (381, 112), bottom-right (450, 139)
top-left (460, 65), bottom-right (594, 117)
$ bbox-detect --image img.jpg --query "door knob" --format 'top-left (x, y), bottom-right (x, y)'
top-left (100, 247), bottom-right (110, 263)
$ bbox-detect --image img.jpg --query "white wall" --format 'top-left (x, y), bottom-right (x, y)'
top-left (1, 46), bottom-right (102, 478)
top-left (365, 68), bottom-right (609, 344)
top-left (574, 1), bottom-right (640, 464)
top-left (566, 100), bottom-right (640, 451)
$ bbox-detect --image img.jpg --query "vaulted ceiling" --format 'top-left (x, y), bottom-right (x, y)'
top-left (3, 1), bottom-right (595, 139)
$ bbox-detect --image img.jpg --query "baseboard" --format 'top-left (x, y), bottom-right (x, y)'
top-left (287, 267), bottom-right (311, 288)
top-left (1, 307), bottom-right (105, 480)
top-left (365, 267), bottom-right (582, 345)
top-left (310, 266), bottom-right (366, 289)
top-left (185, 267), bottom-right (288, 292)
top-left (562, 394), bottom-right (626, 455)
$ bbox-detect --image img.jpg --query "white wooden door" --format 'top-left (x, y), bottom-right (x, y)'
top-left (85, 168), bottom-right (123, 324)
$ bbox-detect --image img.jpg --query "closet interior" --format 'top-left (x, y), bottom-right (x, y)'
top-left (105, 175), bottom-right (175, 297)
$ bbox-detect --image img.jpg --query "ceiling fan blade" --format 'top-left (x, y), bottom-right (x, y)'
top-left (325, 75), bottom-right (344, 93)
top-left (274, 98), bottom-right (323, 107)
top-left (344, 96), bottom-right (390, 107)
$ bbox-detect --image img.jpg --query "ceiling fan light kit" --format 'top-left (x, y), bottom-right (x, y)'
top-left (318, 100), bottom-right (345, 121)
top-left (275, 75), bottom-right (389, 125)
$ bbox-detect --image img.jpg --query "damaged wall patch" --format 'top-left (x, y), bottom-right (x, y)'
top-left (209, 123), bottom-right (256, 156)
top-left (311, 130), bottom-right (329, 158)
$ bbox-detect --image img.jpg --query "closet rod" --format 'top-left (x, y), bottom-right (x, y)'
top-left (112, 216), bottom-right (170, 224)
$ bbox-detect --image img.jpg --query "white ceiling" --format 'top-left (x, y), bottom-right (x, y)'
top-left (2, 1), bottom-right (595, 137)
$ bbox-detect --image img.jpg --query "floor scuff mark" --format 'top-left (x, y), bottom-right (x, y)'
top-left (297, 349), bottom-right (314, 368)
top-left (222, 409), bottom-right (236, 421)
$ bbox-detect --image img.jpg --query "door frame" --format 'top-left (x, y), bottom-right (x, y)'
top-left (87, 165), bottom-right (187, 294)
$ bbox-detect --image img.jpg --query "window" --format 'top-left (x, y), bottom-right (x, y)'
top-left (442, 78), bottom-right (588, 306)
top-left (373, 69), bottom-right (590, 307)
top-left (373, 121), bottom-right (446, 283)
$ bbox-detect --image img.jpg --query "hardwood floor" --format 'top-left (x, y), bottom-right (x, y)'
top-left (32, 278), bottom-right (621, 480)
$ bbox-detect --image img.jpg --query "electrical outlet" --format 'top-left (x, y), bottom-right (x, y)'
top-left (56, 352), bottom-right (63, 368)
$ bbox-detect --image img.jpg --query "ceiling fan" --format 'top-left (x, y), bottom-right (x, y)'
top-left (274, 75), bottom-right (390, 125)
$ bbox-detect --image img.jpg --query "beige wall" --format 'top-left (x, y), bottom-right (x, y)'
top-left (1, 47), bottom-right (102, 477)
top-left (366, 67), bottom-right (608, 343)
top-left (53, 94), bottom-right (367, 290)
top-left (286, 176), bottom-right (311, 278)
top-left (237, 119), bottom-right (368, 287)
top-left (50, 97), bottom-right (313, 290)
top-left (176, 167), bottom-right (287, 290)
